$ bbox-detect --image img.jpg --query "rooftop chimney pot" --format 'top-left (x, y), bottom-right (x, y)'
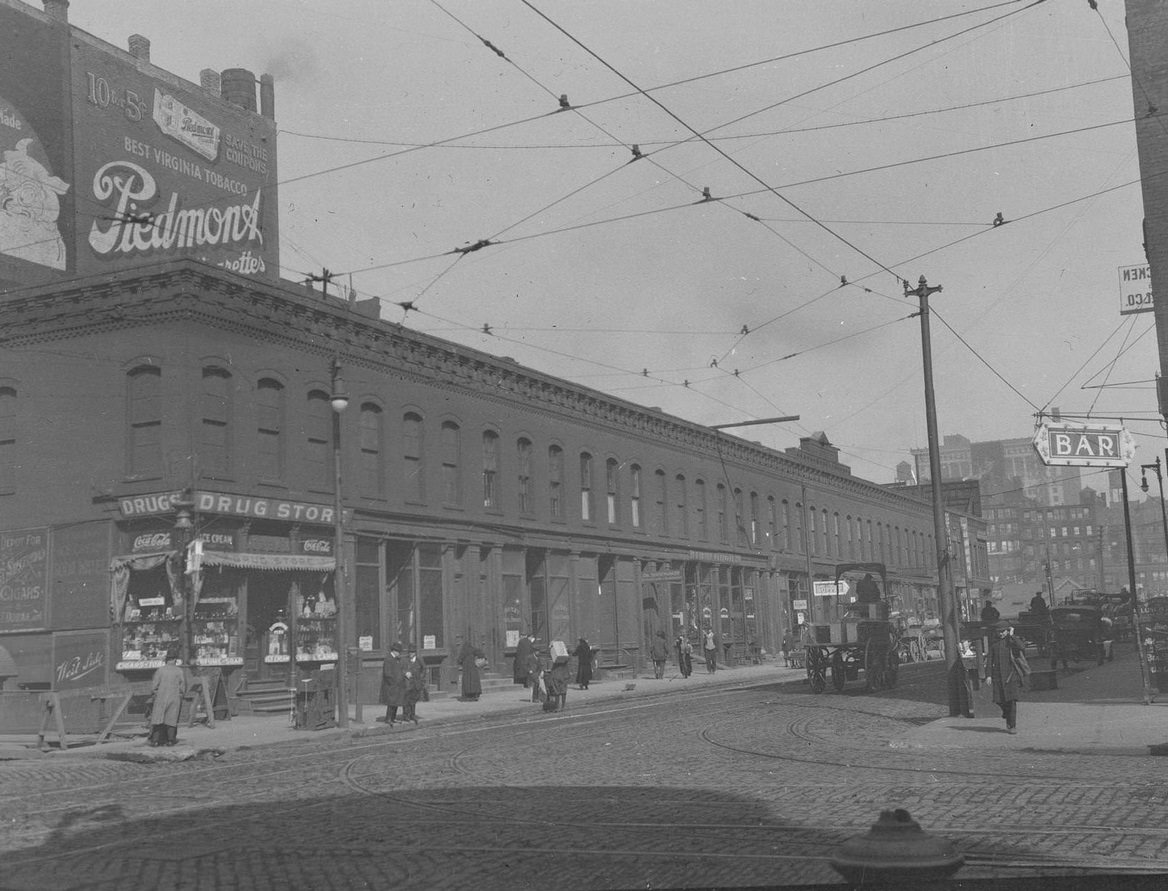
top-left (128, 34), bottom-right (151, 63)
top-left (42, 0), bottom-right (68, 23)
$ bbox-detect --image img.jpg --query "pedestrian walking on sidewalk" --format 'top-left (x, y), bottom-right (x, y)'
top-left (989, 622), bottom-right (1030, 734)
top-left (403, 644), bottom-right (425, 724)
top-left (458, 636), bottom-right (484, 701)
top-left (703, 628), bottom-right (718, 674)
top-left (526, 644), bottom-right (544, 702)
top-left (676, 635), bottom-right (693, 678)
top-left (574, 637), bottom-right (593, 690)
top-left (380, 642), bottom-right (407, 725)
top-left (149, 650), bottom-right (185, 747)
top-left (650, 630), bottom-right (670, 679)
top-left (514, 632), bottom-right (535, 687)
top-left (781, 632), bottom-right (792, 668)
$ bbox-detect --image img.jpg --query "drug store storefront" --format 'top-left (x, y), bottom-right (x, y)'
top-left (112, 491), bottom-right (342, 698)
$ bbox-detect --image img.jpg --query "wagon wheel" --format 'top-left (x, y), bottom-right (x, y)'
top-left (831, 651), bottom-right (847, 692)
top-left (805, 647), bottom-right (827, 694)
top-left (864, 638), bottom-right (888, 692)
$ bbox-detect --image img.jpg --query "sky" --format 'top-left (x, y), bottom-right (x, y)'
top-left (63, 0), bottom-right (1161, 488)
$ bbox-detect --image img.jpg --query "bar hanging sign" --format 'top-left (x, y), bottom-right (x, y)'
top-left (1032, 423), bottom-right (1135, 468)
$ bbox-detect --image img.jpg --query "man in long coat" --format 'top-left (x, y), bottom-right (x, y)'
top-left (513, 633), bottom-right (535, 687)
top-left (150, 651), bottom-right (186, 746)
top-left (381, 642), bottom-right (407, 725)
top-left (989, 622), bottom-right (1030, 734)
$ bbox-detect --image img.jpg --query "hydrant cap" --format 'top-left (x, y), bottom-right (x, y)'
top-left (830, 808), bottom-right (964, 883)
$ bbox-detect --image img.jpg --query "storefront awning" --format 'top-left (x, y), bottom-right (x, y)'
top-left (200, 551), bottom-right (336, 572)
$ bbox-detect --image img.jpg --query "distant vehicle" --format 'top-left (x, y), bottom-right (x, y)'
top-left (1048, 606), bottom-right (1106, 668)
top-left (802, 563), bottom-right (900, 694)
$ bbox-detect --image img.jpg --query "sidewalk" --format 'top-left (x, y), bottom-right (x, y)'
top-left (0, 660), bottom-right (787, 762)
top-left (897, 644), bottom-right (1168, 755)
top-left (5, 648), bottom-right (1167, 761)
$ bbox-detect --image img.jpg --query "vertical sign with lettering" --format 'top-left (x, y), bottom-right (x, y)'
top-left (53, 630), bottom-right (109, 691)
top-left (0, 528), bottom-right (49, 631)
top-left (51, 522), bottom-right (112, 630)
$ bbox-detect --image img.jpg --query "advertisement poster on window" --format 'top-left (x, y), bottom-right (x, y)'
top-left (0, 527), bottom-right (49, 632)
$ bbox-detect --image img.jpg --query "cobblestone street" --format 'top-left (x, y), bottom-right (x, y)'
top-left (3, 658), bottom-right (1167, 889)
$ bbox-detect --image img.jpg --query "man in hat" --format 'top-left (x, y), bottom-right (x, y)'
top-left (380, 642), bottom-right (407, 726)
top-left (988, 621), bottom-right (1030, 734)
top-left (149, 649), bottom-right (186, 747)
top-left (513, 631), bottom-right (535, 688)
top-left (403, 643), bottom-right (425, 725)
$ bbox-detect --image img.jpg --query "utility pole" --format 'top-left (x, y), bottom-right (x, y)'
top-left (905, 275), bottom-right (970, 717)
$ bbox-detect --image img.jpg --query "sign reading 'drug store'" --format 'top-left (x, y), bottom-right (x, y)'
top-left (120, 491), bottom-right (345, 524)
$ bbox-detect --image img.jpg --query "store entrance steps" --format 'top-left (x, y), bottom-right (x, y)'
top-left (231, 680), bottom-right (294, 716)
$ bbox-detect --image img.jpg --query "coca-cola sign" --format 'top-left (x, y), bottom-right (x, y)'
top-left (298, 538), bottom-right (333, 556)
top-left (131, 531), bottom-right (172, 552)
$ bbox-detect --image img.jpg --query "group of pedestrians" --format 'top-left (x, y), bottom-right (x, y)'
top-left (379, 642), bottom-right (427, 726)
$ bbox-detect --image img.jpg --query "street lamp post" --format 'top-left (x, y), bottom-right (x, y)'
top-left (1140, 455), bottom-right (1168, 569)
top-left (330, 359), bottom-right (350, 729)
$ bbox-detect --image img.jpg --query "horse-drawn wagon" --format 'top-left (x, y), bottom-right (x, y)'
top-left (803, 563), bottom-right (900, 693)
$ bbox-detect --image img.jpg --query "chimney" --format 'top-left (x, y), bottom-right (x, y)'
top-left (200, 68), bottom-right (222, 96)
top-left (220, 68), bottom-right (257, 112)
top-left (259, 74), bottom-right (275, 120)
top-left (127, 34), bottom-right (150, 63)
top-left (42, 0), bottom-right (68, 23)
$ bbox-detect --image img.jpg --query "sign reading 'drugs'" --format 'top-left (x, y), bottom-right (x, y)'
top-left (120, 491), bottom-right (343, 523)
top-left (1032, 423), bottom-right (1135, 468)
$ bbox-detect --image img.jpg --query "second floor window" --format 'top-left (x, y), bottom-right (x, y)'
top-left (403, 413), bottom-right (424, 503)
top-left (441, 421), bottom-right (461, 506)
top-left (580, 452), bottom-right (593, 521)
top-left (256, 378), bottom-right (285, 481)
top-left (0, 385), bottom-right (15, 494)
top-left (200, 367), bottom-right (232, 477)
top-left (483, 431), bottom-right (499, 509)
top-left (517, 438), bottom-right (532, 514)
top-left (305, 390), bottom-right (331, 491)
top-left (549, 445), bottom-right (563, 519)
top-left (606, 458), bottom-right (619, 525)
top-left (630, 464), bottom-right (642, 528)
top-left (359, 403), bottom-right (384, 498)
top-left (127, 365), bottom-right (162, 478)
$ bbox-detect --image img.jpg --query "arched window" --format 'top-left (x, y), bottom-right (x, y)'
top-left (200, 366), bottom-right (232, 477)
top-left (441, 421), bottom-right (462, 506)
top-left (695, 479), bottom-right (708, 540)
top-left (359, 403), bottom-right (384, 498)
top-left (305, 390), bottom-right (332, 492)
top-left (781, 500), bottom-right (791, 551)
top-left (717, 484), bottom-right (728, 542)
top-left (606, 458), bottom-right (620, 525)
top-left (403, 412), bottom-right (424, 503)
top-left (675, 474), bottom-right (688, 538)
top-left (767, 496), bottom-right (777, 550)
top-left (808, 506), bottom-right (817, 556)
top-left (482, 431), bottom-right (500, 510)
top-left (629, 464), bottom-right (642, 528)
top-left (750, 492), bottom-right (759, 546)
top-left (256, 378), bottom-right (285, 482)
top-left (549, 445), bottom-right (564, 519)
top-left (655, 469), bottom-right (669, 536)
top-left (734, 488), bottom-right (745, 545)
top-left (127, 365), bottom-right (162, 478)
top-left (517, 438), bottom-right (533, 514)
top-left (580, 452), bottom-right (594, 521)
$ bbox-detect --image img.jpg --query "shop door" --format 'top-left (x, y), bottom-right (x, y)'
top-left (245, 573), bottom-right (293, 682)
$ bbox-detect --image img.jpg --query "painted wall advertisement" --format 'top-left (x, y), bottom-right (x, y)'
top-left (0, 7), bottom-right (278, 281)
top-left (71, 41), bottom-right (279, 279)
top-left (0, 5), bottom-right (71, 281)
top-left (0, 527), bottom-right (49, 632)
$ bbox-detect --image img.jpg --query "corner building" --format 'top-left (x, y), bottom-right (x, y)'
top-left (0, 261), bottom-right (942, 703)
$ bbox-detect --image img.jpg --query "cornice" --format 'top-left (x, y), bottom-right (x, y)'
top-left (1, 260), bottom-right (923, 507)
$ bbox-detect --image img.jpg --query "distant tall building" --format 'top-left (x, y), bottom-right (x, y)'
top-left (910, 435), bottom-right (1081, 508)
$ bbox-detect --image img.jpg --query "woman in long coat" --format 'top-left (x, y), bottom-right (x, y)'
top-left (513, 633), bottom-right (534, 687)
top-left (573, 637), bottom-right (593, 690)
top-left (380, 643), bottom-right (407, 725)
top-left (989, 623), bottom-right (1030, 734)
top-left (149, 651), bottom-right (186, 746)
top-left (458, 637), bottom-right (483, 701)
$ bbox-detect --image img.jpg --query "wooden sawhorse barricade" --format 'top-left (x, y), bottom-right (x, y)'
top-left (37, 688), bottom-right (135, 751)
